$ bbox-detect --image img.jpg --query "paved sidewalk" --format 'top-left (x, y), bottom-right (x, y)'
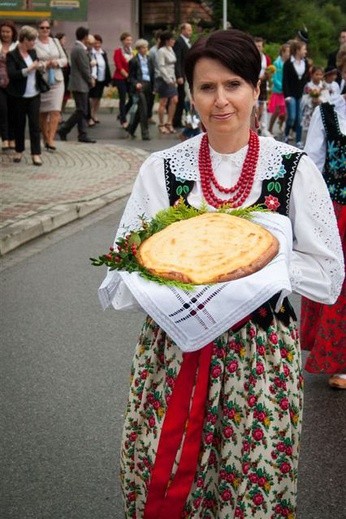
top-left (0, 109), bottom-right (180, 256)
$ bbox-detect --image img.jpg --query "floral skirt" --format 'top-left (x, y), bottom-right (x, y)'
top-left (120, 306), bottom-right (303, 518)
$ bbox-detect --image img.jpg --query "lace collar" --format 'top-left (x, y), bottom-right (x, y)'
top-left (153, 134), bottom-right (300, 181)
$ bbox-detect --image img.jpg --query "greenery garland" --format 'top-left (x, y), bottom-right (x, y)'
top-left (90, 199), bottom-right (269, 289)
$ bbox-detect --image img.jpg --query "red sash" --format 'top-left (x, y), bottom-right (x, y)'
top-left (143, 343), bottom-right (213, 518)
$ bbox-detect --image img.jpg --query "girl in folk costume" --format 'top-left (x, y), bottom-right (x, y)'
top-left (98, 30), bottom-right (344, 517)
top-left (300, 49), bottom-right (346, 389)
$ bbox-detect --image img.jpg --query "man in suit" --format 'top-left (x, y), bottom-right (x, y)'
top-left (172, 23), bottom-right (192, 129)
top-left (58, 26), bottom-right (96, 143)
top-left (126, 39), bottom-right (155, 141)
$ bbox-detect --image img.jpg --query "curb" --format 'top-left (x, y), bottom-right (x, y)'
top-left (0, 187), bottom-right (131, 256)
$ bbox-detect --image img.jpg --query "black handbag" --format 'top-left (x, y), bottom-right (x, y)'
top-left (37, 71), bottom-right (50, 93)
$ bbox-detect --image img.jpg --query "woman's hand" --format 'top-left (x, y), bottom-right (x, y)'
top-left (47, 59), bottom-right (58, 68)
top-left (29, 60), bottom-right (41, 72)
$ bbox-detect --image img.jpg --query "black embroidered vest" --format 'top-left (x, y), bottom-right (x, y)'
top-left (164, 151), bottom-right (304, 217)
top-left (320, 102), bottom-right (346, 205)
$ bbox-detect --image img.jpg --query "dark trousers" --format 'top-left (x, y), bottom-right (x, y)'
top-left (172, 81), bottom-right (186, 128)
top-left (62, 90), bottom-right (89, 139)
top-left (0, 87), bottom-right (15, 142)
top-left (127, 82), bottom-right (152, 138)
top-left (113, 78), bottom-right (132, 124)
top-left (11, 94), bottom-right (41, 154)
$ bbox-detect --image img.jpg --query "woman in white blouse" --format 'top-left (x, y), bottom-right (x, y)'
top-left (35, 19), bottom-right (67, 150)
top-left (99, 30), bottom-right (344, 517)
top-left (88, 34), bottom-right (111, 126)
top-left (6, 25), bottom-right (44, 165)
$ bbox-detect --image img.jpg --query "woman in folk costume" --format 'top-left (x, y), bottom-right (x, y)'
top-left (98, 30), bottom-right (344, 518)
top-left (300, 48), bottom-right (346, 389)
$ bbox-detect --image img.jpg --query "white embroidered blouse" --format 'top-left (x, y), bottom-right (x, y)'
top-left (100, 135), bottom-right (344, 317)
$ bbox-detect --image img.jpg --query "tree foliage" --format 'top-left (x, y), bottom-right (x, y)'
top-left (209, 0), bottom-right (346, 64)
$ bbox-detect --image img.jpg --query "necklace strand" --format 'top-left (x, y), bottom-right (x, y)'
top-left (199, 130), bottom-right (259, 208)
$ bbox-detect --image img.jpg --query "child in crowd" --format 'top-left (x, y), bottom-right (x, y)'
top-left (323, 66), bottom-right (341, 100)
top-left (301, 66), bottom-right (329, 137)
top-left (267, 43), bottom-right (290, 135)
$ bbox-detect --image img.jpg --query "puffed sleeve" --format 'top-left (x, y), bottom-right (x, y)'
top-left (303, 106), bottom-right (326, 172)
top-left (98, 154), bottom-right (169, 310)
top-left (288, 154), bottom-right (344, 304)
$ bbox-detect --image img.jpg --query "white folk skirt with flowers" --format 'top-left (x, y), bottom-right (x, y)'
top-left (120, 301), bottom-right (302, 519)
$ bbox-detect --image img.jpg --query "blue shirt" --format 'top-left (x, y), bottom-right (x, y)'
top-left (138, 54), bottom-right (150, 82)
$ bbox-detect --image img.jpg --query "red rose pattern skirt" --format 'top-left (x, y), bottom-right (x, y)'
top-left (301, 202), bottom-right (346, 374)
top-left (120, 313), bottom-right (303, 518)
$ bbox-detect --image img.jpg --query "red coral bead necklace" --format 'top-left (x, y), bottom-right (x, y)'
top-left (199, 129), bottom-right (260, 208)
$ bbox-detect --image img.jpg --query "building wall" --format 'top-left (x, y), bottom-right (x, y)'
top-left (52, 0), bottom-right (139, 72)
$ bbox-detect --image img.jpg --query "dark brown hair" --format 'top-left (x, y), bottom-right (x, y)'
top-left (185, 29), bottom-right (261, 90)
top-left (0, 20), bottom-right (18, 42)
top-left (120, 32), bottom-right (131, 42)
top-left (158, 30), bottom-right (174, 48)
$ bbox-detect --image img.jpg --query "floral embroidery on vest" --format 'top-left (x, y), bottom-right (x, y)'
top-left (256, 152), bottom-right (305, 216)
top-left (320, 102), bottom-right (346, 205)
top-left (164, 159), bottom-right (194, 206)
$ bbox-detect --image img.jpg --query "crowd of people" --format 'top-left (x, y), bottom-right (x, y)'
top-left (1, 21), bottom-right (345, 158)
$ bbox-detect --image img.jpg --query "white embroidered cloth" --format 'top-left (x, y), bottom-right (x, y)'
top-left (99, 212), bottom-right (293, 352)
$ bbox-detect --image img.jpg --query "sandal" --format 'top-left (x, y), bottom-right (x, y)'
top-left (165, 124), bottom-right (176, 134)
top-left (158, 124), bottom-right (170, 134)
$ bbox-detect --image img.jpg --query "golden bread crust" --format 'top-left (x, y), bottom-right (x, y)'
top-left (137, 213), bottom-right (279, 284)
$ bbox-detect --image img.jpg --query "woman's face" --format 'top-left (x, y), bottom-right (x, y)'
top-left (38, 21), bottom-right (51, 38)
top-left (94, 39), bottom-right (102, 51)
top-left (1, 25), bottom-right (13, 43)
top-left (282, 46), bottom-right (290, 61)
top-left (123, 36), bottom-right (132, 48)
top-left (22, 37), bottom-right (36, 51)
top-left (297, 44), bottom-right (307, 59)
top-left (311, 69), bottom-right (323, 84)
top-left (191, 57), bottom-right (259, 140)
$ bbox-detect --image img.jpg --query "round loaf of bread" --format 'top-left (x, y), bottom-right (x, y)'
top-left (137, 212), bottom-right (279, 285)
